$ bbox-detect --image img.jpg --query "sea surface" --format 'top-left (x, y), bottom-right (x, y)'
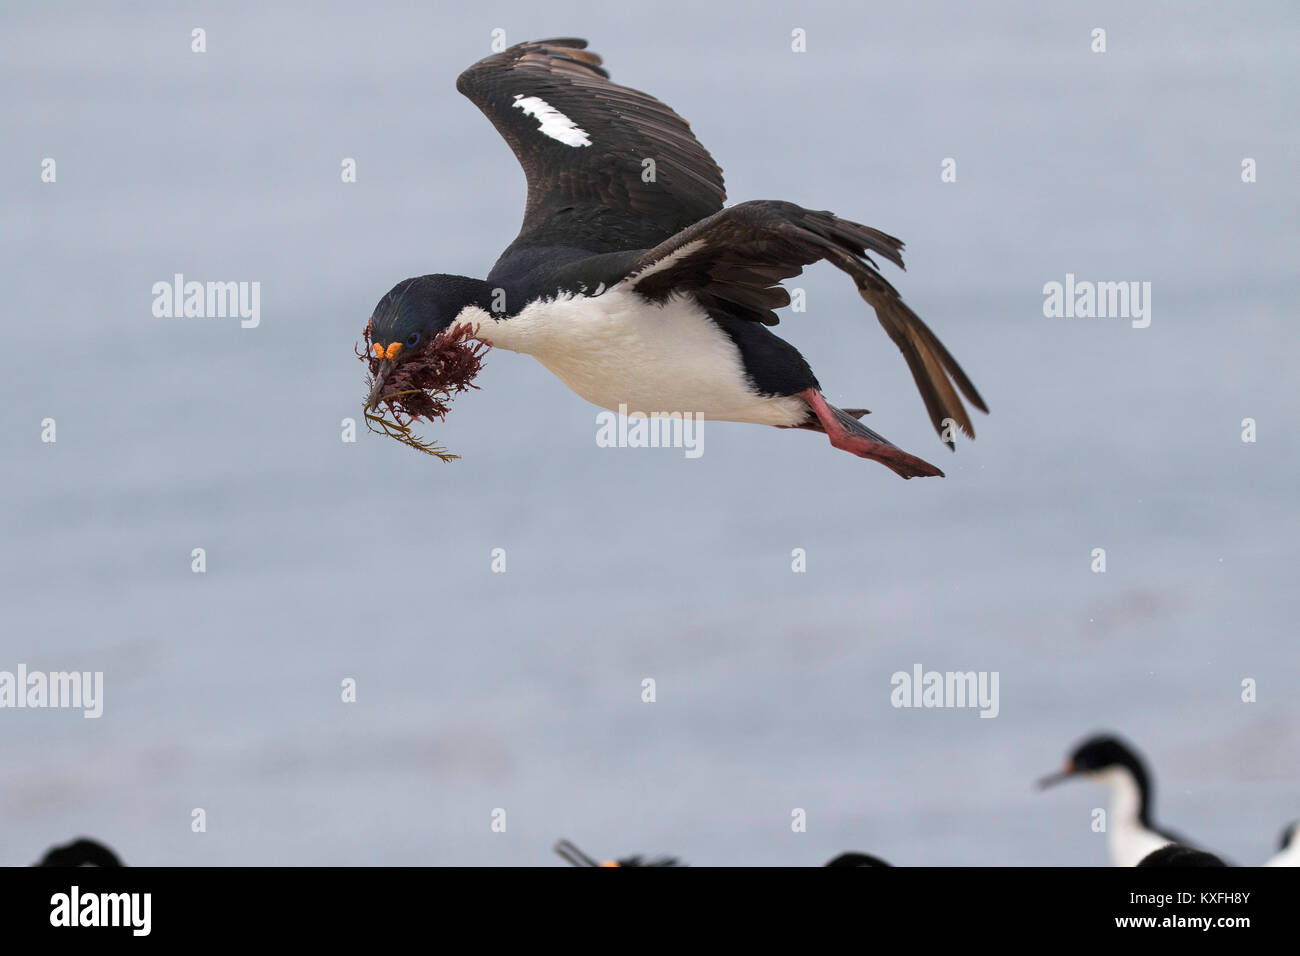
top-left (1, 1), bottom-right (1297, 865)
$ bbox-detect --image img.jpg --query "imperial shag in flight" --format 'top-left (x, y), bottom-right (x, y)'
top-left (365, 38), bottom-right (988, 477)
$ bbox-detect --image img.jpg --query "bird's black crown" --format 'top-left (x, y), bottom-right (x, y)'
top-left (369, 274), bottom-right (494, 352)
top-left (1068, 734), bottom-right (1147, 777)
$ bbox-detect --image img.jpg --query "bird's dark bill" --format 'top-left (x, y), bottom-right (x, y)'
top-left (1036, 761), bottom-right (1076, 789)
top-left (358, 321), bottom-right (489, 461)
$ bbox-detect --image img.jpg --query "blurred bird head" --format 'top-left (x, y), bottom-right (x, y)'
top-left (36, 837), bottom-right (124, 868)
top-left (553, 839), bottom-right (682, 868)
top-left (825, 852), bottom-right (892, 867)
top-left (1038, 733), bottom-right (1146, 790)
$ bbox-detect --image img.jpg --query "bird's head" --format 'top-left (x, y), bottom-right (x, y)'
top-left (366, 274), bottom-right (492, 410)
top-left (1038, 733), bottom-right (1145, 789)
top-left (553, 839), bottom-right (681, 868)
top-left (824, 852), bottom-right (892, 867)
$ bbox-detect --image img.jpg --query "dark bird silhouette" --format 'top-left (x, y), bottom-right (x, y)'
top-left (35, 837), bottom-right (124, 868)
top-left (554, 839), bottom-right (682, 867)
top-left (1137, 844), bottom-right (1227, 867)
top-left (363, 38), bottom-right (987, 477)
top-left (555, 839), bottom-right (893, 867)
top-left (824, 852), bottom-right (893, 867)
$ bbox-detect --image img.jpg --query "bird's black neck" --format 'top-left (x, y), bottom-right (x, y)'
top-left (1118, 757), bottom-right (1156, 829)
top-left (438, 274), bottom-right (501, 314)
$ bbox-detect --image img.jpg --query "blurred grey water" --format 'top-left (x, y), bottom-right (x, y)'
top-left (1, 1), bottom-right (1297, 866)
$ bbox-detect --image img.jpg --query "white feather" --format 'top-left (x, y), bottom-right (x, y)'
top-left (511, 95), bottom-right (591, 148)
top-left (1093, 767), bottom-right (1175, 867)
top-left (455, 287), bottom-right (807, 427)
top-left (625, 240), bottom-right (707, 281)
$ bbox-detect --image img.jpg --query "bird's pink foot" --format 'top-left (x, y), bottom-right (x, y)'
top-left (798, 388), bottom-right (944, 479)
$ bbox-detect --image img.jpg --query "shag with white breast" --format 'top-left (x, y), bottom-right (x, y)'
top-left (1039, 734), bottom-right (1222, 867)
top-left (365, 38), bottom-right (988, 477)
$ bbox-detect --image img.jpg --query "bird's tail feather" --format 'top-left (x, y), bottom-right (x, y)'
top-left (784, 207), bottom-right (989, 447)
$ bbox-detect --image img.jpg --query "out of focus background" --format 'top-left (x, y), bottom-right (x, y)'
top-left (2, 1), bottom-right (1296, 866)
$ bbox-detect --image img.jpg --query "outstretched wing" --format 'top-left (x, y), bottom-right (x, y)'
top-left (624, 200), bottom-right (988, 444)
top-left (456, 38), bottom-right (725, 252)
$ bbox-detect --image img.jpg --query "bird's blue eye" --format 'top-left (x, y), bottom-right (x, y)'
top-left (406, 332), bottom-right (421, 347)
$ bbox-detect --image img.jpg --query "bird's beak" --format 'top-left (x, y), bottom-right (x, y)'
top-left (1037, 761), bottom-right (1076, 789)
top-left (553, 839), bottom-right (601, 867)
top-left (366, 358), bottom-right (393, 411)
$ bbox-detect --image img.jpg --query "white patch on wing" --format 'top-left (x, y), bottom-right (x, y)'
top-left (454, 289), bottom-right (807, 427)
top-left (621, 239), bottom-right (707, 288)
top-left (511, 94), bottom-right (591, 147)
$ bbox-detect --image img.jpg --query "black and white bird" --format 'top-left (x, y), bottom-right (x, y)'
top-left (1039, 734), bottom-right (1209, 868)
top-left (1265, 821), bottom-right (1299, 866)
top-left (365, 38), bottom-right (987, 478)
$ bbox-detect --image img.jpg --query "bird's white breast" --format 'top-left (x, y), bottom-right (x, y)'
top-left (1097, 768), bottom-right (1174, 867)
top-left (1109, 821), bottom-right (1174, 868)
top-left (456, 288), bottom-right (808, 427)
